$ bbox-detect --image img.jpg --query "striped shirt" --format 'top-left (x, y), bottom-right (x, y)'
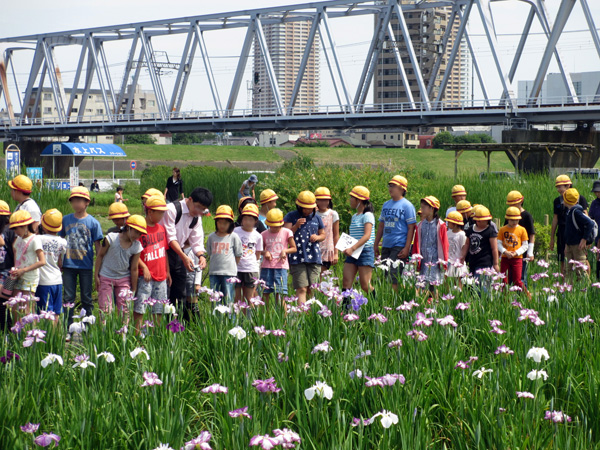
top-left (349, 212), bottom-right (375, 247)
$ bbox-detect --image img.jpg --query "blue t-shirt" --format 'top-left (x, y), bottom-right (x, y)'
top-left (284, 210), bottom-right (324, 265)
top-left (379, 198), bottom-right (417, 248)
top-left (59, 214), bottom-right (103, 270)
top-left (349, 212), bottom-right (375, 247)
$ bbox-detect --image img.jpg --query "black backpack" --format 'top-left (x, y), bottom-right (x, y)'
top-left (571, 205), bottom-right (599, 245)
top-left (174, 200), bottom-right (199, 229)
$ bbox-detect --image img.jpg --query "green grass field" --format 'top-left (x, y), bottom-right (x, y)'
top-left (81, 145), bottom-right (515, 177)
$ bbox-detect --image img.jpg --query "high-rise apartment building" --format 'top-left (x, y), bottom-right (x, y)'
top-left (374, 1), bottom-right (471, 106)
top-left (252, 18), bottom-right (320, 113)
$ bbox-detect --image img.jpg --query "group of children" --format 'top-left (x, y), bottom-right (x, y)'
top-left (1, 171), bottom-right (597, 331)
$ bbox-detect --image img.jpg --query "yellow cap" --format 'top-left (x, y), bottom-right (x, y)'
top-left (505, 206), bottom-right (522, 220)
top-left (563, 188), bottom-right (580, 207)
top-left (446, 211), bottom-right (464, 226)
top-left (8, 175), bottom-right (33, 194)
top-left (555, 174), bottom-right (572, 187)
top-left (9, 210), bottom-right (34, 228)
top-left (41, 208), bottom-right (63, 232)
top-left (451, 185), bottom-right (467, 197)
top-left (69, 186), bottom-right (90, 201)
top-left (145, 195), bottom-right (168, 211)
top-left (142, 188), bottom-right (164, 200)
top-left (108, 202), bottom-right (130, 219)
top-left (314, 187), bottom-right (332, 200)
top-left (241, 203), bottom-right (259, 218)
top-left (473, 205), bottom-right (492, 221)
top-left (296, 191), bottom-right (317, 209)
top-left (238, 196), bottom-right (253, 210)
top-left (421, 196), bottom-right (441, 210)
top-left (0, 200), bottom-right (10, 216)
top-left (350, 186), bottom-right (370, 201)
top-left (126, 214), bottom-right (147, 234)
top-left (506, 190), bottom-right (524, 206)
top-left (265, 208), bottom-right (284, 227)
top-left (389, 175), bottom-right (408, 190)
top-left (456, 200), bottom-right (473, 214)
top-left (259, 189), bottom-right (279, 205)
top-left (214, 205), bottom-right (234, 221)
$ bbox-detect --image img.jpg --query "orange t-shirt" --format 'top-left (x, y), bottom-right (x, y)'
top-left (498, 224), bottom-right (528, 259)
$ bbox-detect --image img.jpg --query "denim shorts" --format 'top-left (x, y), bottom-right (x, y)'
top-left (345, 245), bottom-right (375, 268)
top-left (260, 268), bottom-right (288, 294)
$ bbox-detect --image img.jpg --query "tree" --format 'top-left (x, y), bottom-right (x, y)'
top-left (124, 134), bottom-right (156, 145)
top-left (432, 131), bottom-right (454, 148)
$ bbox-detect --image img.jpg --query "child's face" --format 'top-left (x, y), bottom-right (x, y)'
top-left (453, 194), bottom-right (466, 203)
top-left (301, 208), bottom-right (313, 217)
top-left (388, 184), bottom-right (402, 197)
top-left (128, 228), bottom-right (143, 241)
top-left (556, 185), bottom-right (568, 195)
top-left (266, 200), bottom-right (277, 210)
top-left (13, 225), bottom-right (27, 237)
top-left (148, 209), bottom-right (165, 224)
top-left (241, 215), bottom-right (256, 230)
top-left (269, 225), bottom-right (282, 233)
top-left (70, 198), bottom-right (88, 213)
top-left (475, 220), bottom-right (489, 228)
top-left (112, 217), bottom-right (126, 228)
top-left (316, 199), bottom-right (329, 211)
top-left (215, 219), bottom-right (230, 233)
top-left (507, 219), bottom-right (519, 227)
top-left (349, 196), bottom-right (359, 209)
top-left (595, 191), bottom-right (600, 199)
top-left (420, 202), bottom-right (433, 218)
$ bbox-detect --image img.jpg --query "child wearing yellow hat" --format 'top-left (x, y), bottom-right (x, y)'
top-left (563, 188), bottom-right (595, 279)
top-left (206, 205), bottom-right (243, 304)
top-left (0, 201), bottom-right (13, 330)
top-left (235, 197), bottom-right (267, 233)
top-left (445, 184), bottom-right (467, 218)
top-left (550, 175), bottom-right (588, 274)
top-left (261, 208), bottom-right (297, 305)
top-left (445, 211), bottom-right (467, 279)
top-left (374, 175), bottom-right (417, 291)
top-left (498, 207), bottom-right (530, 294)
top-left (107, 202), bottom-right (130, 234)
top-left (460, 206), bottom-right (499, 281)
top-left (133, 195), bottom-right (171, 333)
top-left (95, 215), bottom-right (146, 323)
top-left (9, 175), bottom-right (42, 233)
top-left (412, 196), bottom-right (449, 293)
top-left (342, 186), bottom-right (376, 296)
top-left (258, 189), bottom-right (279, 226)
top-left (36, 209), bottom-right (67, 323)
top-left (60, 186), bottom-right (103, 326)
top-left (505, 191), bottom-right (536, 287)
top-left (284, 191), bottom-right (326, 304)
top-left (233, 203), bottom-right (264, 301)
top-left (314, 187), bottom-right (340, 273)
top-left (8, 211), bottom-right (46, 318)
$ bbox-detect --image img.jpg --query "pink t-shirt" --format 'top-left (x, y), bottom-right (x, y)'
top-left (261, 228), bottom-right (294, 270)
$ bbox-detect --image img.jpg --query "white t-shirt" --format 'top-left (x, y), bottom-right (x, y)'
top-left (16, 198), bottom-right (42, 223)
top-left (14, 234), bottom-right (43, 286)
top-left (38, 235), bottom-right (67, 286)
top-left (233, 227), bottom-right (263, 273)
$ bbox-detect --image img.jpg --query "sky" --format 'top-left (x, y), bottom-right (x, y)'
top-left (2, 0), bottom-right (600, 114)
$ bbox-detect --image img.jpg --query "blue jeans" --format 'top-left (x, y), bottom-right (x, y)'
top-left (63, 267), bottom-right (94, 325)
top-left (209, 275), bottom-right (235, 303)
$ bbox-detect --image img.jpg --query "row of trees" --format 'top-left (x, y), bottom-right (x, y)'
top-left (432, 131), bottom-right (495, 148)
top-left (122, 132), bottom-right (253, 145)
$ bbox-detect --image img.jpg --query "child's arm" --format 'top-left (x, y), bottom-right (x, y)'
top-left (130, 253), bottom-right (140, 293)
top-left (14, 248), bottom-right (46, 278)
top-left (373, 221), bottom-right (384, 257)
top-left (400, 223), bottom-right (416, 259)
top-left (460, 237), bottom-right (470, 263)
top-left (549, 214), bottom-right (558, 250)
top-left (279, 236), bottom-right (297, 262)
top-left (344, 222), bottom-right (373, 256)
top-left (94, 240), bottom-right (109, 288)
top-left (138, 259), bottom-right (151, 282)
top-left (332, 218), bottom-right (340, 263)
top-left (165, 256), bottom-right (171, 286)
top-left (490, 237), bottom-right (500, 272)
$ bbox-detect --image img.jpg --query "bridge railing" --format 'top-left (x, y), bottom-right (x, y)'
top-left (1, 95), bottom-right (599, 128)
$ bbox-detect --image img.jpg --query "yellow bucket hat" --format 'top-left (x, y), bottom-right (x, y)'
top-left (265, 208), bottom-right (284, 227)
top-left (9, 210), bottom-right (34, 228)
top-left (214, 205), bottom-right (234, 221)
top-left (126, 214), bottom-right (147, 234)
top-left (296, 191), bottom-right (317, 209)
top-left (446, 211), bottom-right (464, 226)
top-left (350, 186), bottom-right (370, 201)
top-left (108, 202), bottom-right (130, 219)
top-left (41, 209), bottom-right (63, 232)
top-left (259, 189), bottom-right (279, 205)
